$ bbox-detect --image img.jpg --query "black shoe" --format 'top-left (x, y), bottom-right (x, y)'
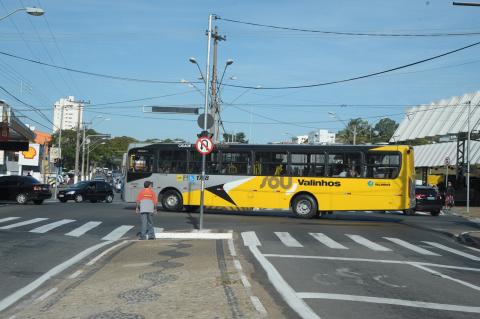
top-left (148, 237), bottom-right (156, 240)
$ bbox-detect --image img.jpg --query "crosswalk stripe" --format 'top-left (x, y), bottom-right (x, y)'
top-left (102, 225), bottom-right (134, 241)
top-left (384, 237), bottom-right (440, 256)
top-left (423, 241), bottom-right (480, 261)
top-left (0, 218), bottom-right (49, 230)
top-left (346, 234), bottom-right (392, 251)
top-left (65, 221), bottom-right (102, 237)
top-left (275, 232), bottom-right (304, 247)
top-left (309, 233), bottom-right (348, 249)
top-left (0, 217), bottom-right (20, 223)
top-left (30, 219), bottom-right (76, 233)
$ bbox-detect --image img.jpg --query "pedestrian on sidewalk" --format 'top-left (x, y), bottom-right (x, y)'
top-left (445, 181), bottom-right (455, 209)
top-left (135, 181), bottom-right (158, 240)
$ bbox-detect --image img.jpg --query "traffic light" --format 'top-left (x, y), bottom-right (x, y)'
top-left (197, 131), bottom-right (213, 138)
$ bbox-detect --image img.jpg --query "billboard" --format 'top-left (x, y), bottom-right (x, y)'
top-left (19, 143), bottom-right (40, 167)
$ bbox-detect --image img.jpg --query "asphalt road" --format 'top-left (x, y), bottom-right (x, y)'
top-left (0, 198), bottom-right (479, 318)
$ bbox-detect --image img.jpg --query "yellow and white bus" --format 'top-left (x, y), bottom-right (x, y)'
top-left (124, 143), bottom-right (415, 218)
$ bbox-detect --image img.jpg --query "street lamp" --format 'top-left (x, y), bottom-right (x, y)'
top-left (329, 112), bottom-right (356, 145)
top-left (86, 139), bottom-right (109, 180)
top-left (189, 57), bottom-right (205, 84)
top-left (0, 7), bottom-right (44, 21)
top-left (81, 117), bottom-right (110, 180)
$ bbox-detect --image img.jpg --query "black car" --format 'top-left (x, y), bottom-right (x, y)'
top-left (0, 175), bottom-right (52, 204)
top-left (414, 185), bottom-right (443, 216)
top-left (58, 181), bottom-right (114, 203)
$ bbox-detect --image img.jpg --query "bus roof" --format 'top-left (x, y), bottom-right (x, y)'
top-left (127, 142), bottom-right (411, 153)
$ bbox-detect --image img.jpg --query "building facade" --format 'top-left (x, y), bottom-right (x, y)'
top-left (308, 129), bottom-right (336, 144)
top-left (53, 96), bottom-right (83, 132)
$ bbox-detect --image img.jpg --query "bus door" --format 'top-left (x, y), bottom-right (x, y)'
top-left (327, 152), bottom-right (363, 210)
top-left (127, 148), bottom-right (156, 199)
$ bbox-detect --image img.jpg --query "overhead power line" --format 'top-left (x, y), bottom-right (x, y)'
top-left (0, 50), bottom-right (202, 85)
top-left (222, 40), bottom-right (480, 90)
top-left (218, 17), bottom-right (480, 37)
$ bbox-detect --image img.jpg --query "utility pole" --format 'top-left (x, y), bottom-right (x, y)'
top-left (210, 25), bottom-right (226, 143)
top-left (73, 99), bottom-right (89, 183)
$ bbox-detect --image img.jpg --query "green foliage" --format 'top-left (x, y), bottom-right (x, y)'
top-left (373, 118), bottom-right (399, 143)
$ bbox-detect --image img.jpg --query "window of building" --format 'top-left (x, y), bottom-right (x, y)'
top-left (254, 152), bottom-right (287, 176)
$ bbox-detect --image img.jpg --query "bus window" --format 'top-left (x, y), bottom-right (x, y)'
top-left (254, 152), bottom-right (287, 176)
top-left (188, 151), bottom-right (220, 174)
top-left (158, 150), bottom-right (187, 173)
top-left (366, 152), bottom-right (400, 179)
top-left (290, 153), bottom-right (326, 177)
top-left (328, 153), bottom-right (361, 177)
top-left (129, 150), bottom-right (155, 173)
top-left (220, 151), bottom-right (251, 175)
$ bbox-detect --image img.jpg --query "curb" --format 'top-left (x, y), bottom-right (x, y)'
top-left (154, 230), bottom-right (233, 240)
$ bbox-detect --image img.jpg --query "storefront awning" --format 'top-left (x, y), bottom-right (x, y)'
top-left (414, 141), bottom-right (480, 167)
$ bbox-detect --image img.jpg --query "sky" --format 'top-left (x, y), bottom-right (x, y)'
top-left (1, 0), bottom-right (479, 143)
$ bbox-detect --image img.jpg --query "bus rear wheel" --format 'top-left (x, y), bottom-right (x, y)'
top-left (292, 194), bottom-right (317, 219)
top-left (161, 190), bottom-right (183, 212)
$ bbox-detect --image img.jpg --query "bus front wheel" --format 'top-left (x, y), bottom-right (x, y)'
top-left (292, 194), bottom-right (317, 219)
top-left (161, 190), bottom-right (183, 212)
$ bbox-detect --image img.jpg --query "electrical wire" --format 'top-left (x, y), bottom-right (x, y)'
top-left (221, 40), bottom-right (480, 90)
top-left (0, 50), bottom-right (203, 85)
top-left (217, 16), bottom-right (480, 37)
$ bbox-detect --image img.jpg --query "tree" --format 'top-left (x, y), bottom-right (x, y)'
top-left (223, 132), bottom-right (248, 143)
top-left (337, 118), bottom-right (372, 144)
top-left (373, 118), bottom-right (399, 143)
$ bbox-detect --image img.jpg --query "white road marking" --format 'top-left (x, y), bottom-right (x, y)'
top-left (233, 259), bottom-right (243, 271)
top-left (310, 233), bottom-right (348, 249)
top-left (384, 237), bottom-right (440, 256)
top-left (423, 241), bottom-right (480, 261)
top-left (68, 270), bottom-right (83, 279)
top-left (240, 274), bottom-right (251, 288)
top-left (412, 264), bottom-right (480, 292)
top-left (86, 241), bottom-right (128, 266)
top-left (0, 218), bottom-right (48, 230)
top-left (241, 231), bottom-right (262, 247)
top-left (65, 221), bottom-right (102, 237)
top-left (30, 219), bottom-right (75, 234)
top-left (242, 231), bottom-right (320, 319)
top-left (467, 246), bottom-right (480, 254)
top-left (262, 254), bottom-right (480, 272)
top-left (34, 287), bottom-right (58, 303)
top-left (0, 240), bottom-right (113, 312)
top-left (297, 292), bottom-right (480, 313)
top-left (346, 234), bottom-right (391, 251)
top-left (154, 227), bottom-right (164, 234)
top-left (228, 238), bottom-right (237, 257)
top-left (250, 296), bottom-right (268, 316)
top-left (101, 225), bottom-right (134, 241)
top-left (275, 232), bottom-right (303, 247)
top-left (0, 217), bottom-right (20, 223)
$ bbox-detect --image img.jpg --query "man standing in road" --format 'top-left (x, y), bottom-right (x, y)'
top-left (135, 181), bottom-right (157, 240)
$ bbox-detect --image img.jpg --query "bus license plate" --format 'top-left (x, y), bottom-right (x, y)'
top-left (427, 196), bottom-right (435, 200)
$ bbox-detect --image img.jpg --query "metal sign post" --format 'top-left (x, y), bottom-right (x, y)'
top-left (199, 14), bottom-right (214, 231)
top-left (445, 156), bottom-right (450, 189)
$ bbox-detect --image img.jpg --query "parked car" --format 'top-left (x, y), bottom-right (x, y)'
top-left (57, 181), bottom-right (114, 203)
top-left (0, 175), bottom-right (52, 204)
top-left (414, 185), bottom-right (443, 216)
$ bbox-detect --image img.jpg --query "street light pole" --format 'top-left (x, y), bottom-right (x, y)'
top-left (199, 14), bottom-right (213, 231)
top-left (328, 112), bottom-right (356, 145)
top-left (467, 101), bottom-right (471, 213)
